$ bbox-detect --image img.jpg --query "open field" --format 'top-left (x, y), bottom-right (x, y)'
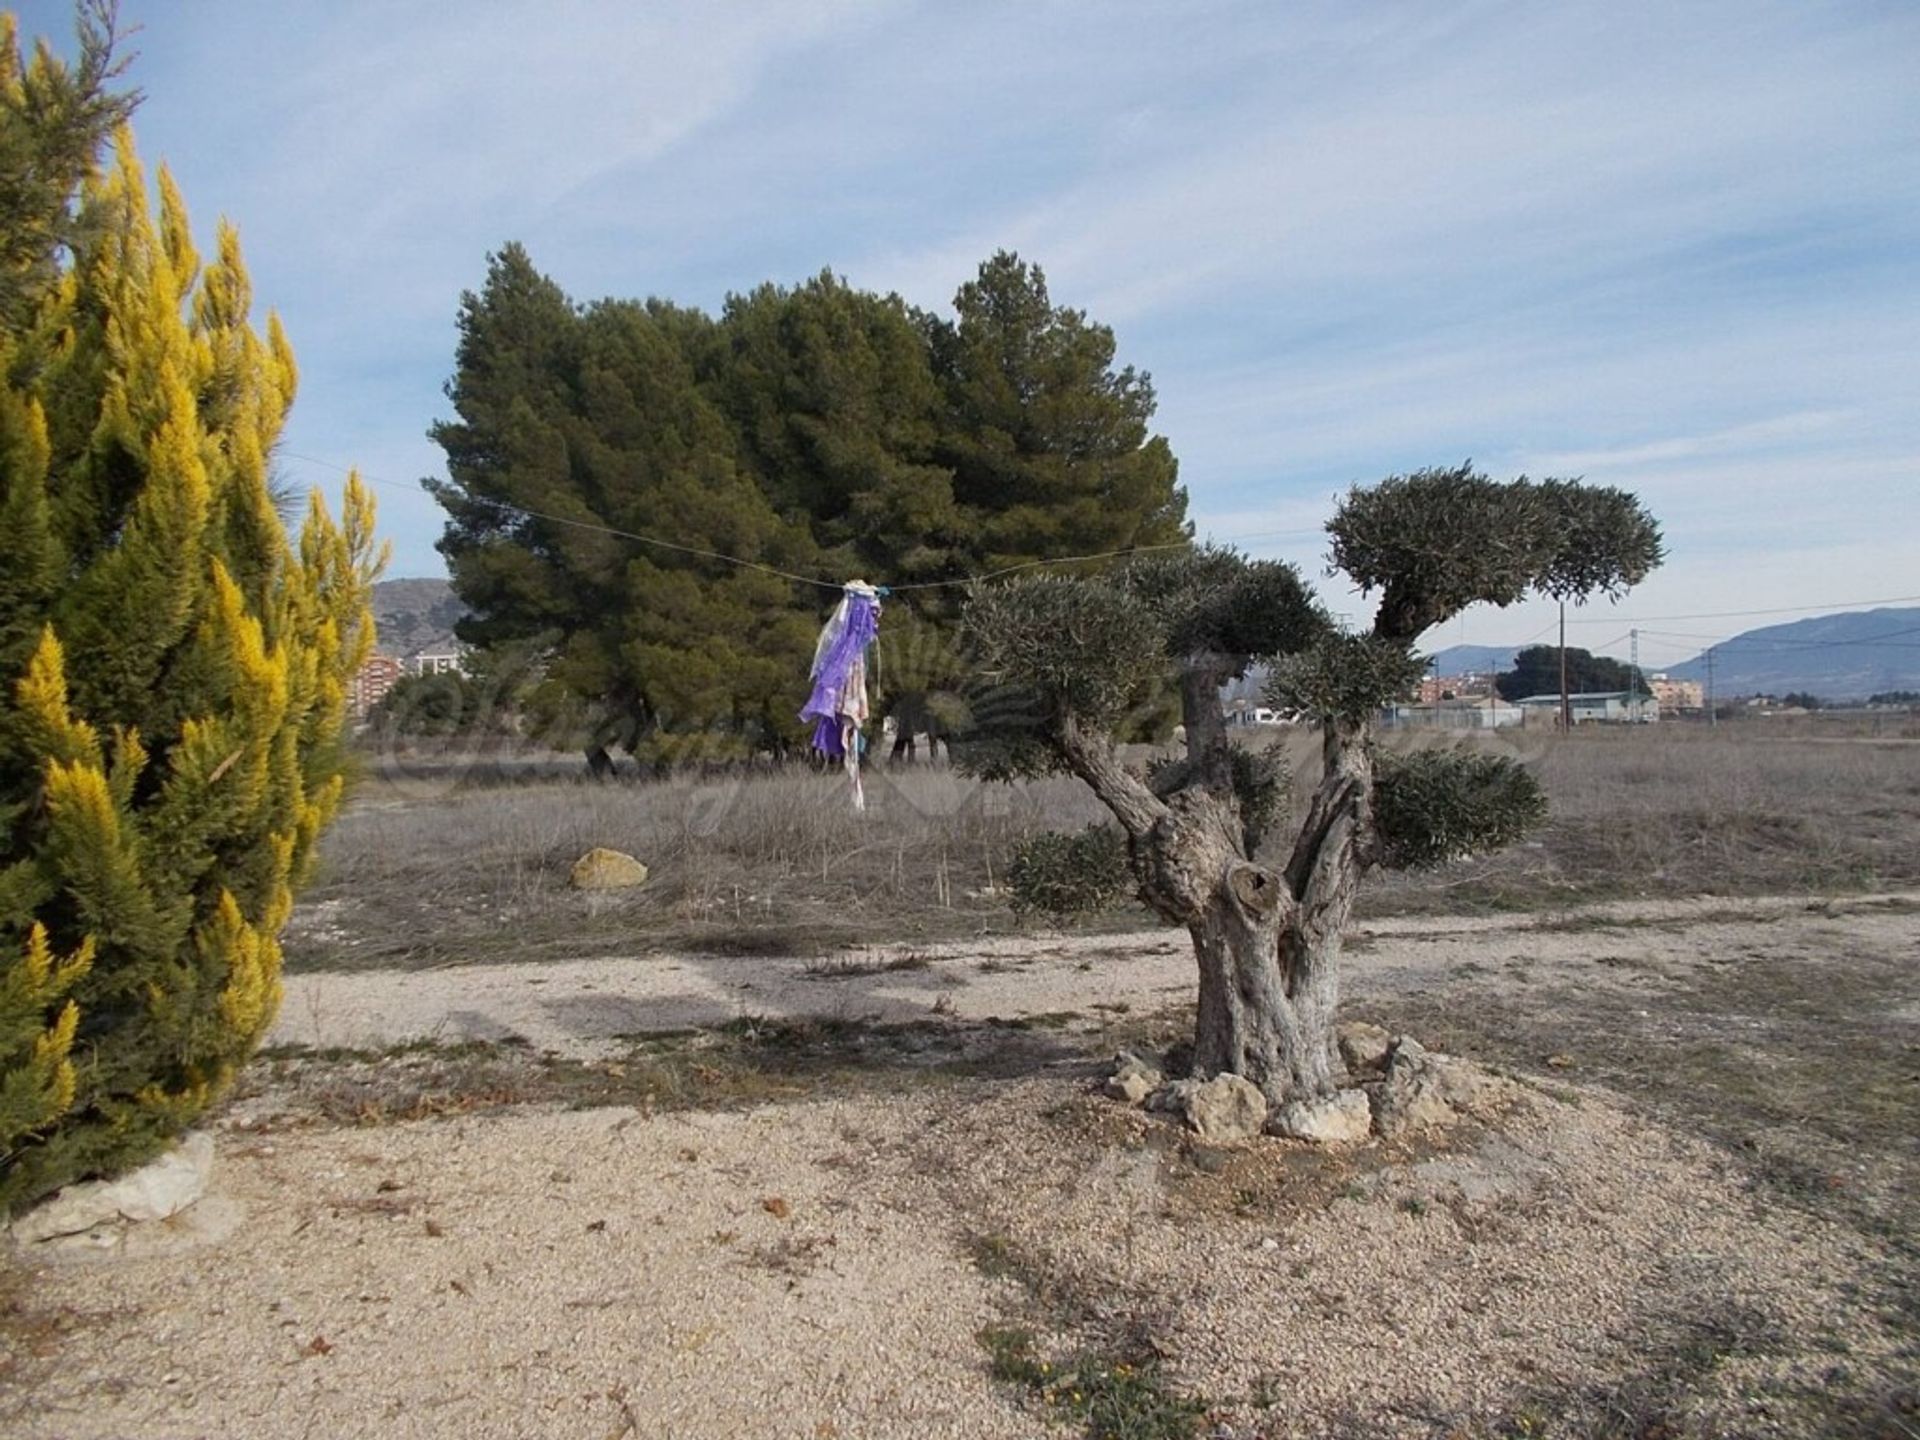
top-left (5, 728), bottom-right (1918, 1438)
top-left (285, 725), bottom-right (1920, 972)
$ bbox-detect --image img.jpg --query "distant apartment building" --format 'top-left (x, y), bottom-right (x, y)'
top-left (351, 654), bottom-right (405, 718)
top-left (1417, 671), bottom-right (1496, 704)
top-left (406, 647), bottom-right (468, 678)
top-left (1647, 674), bottom-right (1704, 711)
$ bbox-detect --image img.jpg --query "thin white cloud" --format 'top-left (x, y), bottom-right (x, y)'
top-left (1521, 412), bottom-right (1855, 474)
top-left (74, 0), bottom-right (1920, 637)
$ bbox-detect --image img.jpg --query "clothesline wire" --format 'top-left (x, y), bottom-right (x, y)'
top-left (280, 451), bottom-right (1920, 623)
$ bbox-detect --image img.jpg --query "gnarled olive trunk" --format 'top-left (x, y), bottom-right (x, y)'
top-left (1063, 706), bottom-right (1372, 1106)
top-left (1186, 854), bottom-right (1358, 1102)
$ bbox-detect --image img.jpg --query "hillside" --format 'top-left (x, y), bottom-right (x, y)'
top-left (370, 578), bottom-right (467, 659)
top-left (1662, 606), bottom-right (1920, 701)
top-left (1426, 643), bottom-right (1518, 675)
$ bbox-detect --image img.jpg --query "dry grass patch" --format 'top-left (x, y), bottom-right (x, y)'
top-left (291, 729), bottom-right (1920, 975)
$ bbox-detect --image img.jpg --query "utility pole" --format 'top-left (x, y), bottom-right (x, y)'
top-left (1558, 599), bottom-right (1571, 731)
top-left (1706, 646), bottom-right (1717, 728)
top-left (1630, 628), bottom-right (1641, 722)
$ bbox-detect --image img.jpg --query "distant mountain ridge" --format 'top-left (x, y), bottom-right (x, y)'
top-left (1661, 606), bottom-right (1920, 701)
top-left (1424, 643), bottom-right (1518, 675)
top-left (1429, 606), bottom-right (1920, 701)
top-left (370, 578), bottom-right (467, 659)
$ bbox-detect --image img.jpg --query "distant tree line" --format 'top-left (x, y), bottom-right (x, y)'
top-left (426, 247), bottom-right (1189, 764)
top-left (1493, 644), bottom-right (1649, 704)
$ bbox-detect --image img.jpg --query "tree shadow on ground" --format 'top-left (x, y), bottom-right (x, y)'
top-left (240, 1008), bottom-right (1107, 1129)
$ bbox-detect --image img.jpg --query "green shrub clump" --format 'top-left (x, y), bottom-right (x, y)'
top-left (1008, 824), bottom-right (1133, 919)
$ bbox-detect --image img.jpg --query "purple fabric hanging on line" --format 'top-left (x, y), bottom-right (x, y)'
top-left (800, 582), bottom-right (881, 814)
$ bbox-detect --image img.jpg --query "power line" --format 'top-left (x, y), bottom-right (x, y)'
top-left (1203, 525), bottom-right (1325, 544)
top-left (277, 450), bottom-right (1920, 622)
top-left (1561, 594), bottom-right (1920, 625)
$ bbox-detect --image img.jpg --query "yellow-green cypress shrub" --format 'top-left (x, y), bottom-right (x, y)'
top-left (0, 14), bottom-right (382, 1210)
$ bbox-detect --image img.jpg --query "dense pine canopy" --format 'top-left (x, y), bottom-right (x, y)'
top-left (427, 246), bottom-right (1191, 760)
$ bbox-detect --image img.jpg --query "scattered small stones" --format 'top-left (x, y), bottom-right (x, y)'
top-left (1269, 1089), bottom-right (1372, 1144)
top-left (1185, 1145), bottom-right (1232, 1175)
top-left (1103, 1051), bottom-right (1163, 1105)
top-left (568, 848), bottom-right (650, 890)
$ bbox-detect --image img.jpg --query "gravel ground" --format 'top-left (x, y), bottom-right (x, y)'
top-left (5, 1083), bottom-right (1908, 1440)
top-left (4, 890), bottom-right (1916, 1438)
top-left (6, 1103), bottom-right (1041, 1440)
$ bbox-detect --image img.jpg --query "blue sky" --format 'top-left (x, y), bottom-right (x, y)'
top-left (25, 0), bottom-right (1920, 666)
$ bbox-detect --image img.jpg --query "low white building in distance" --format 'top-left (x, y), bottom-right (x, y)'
top-left (1514, 691), bottom-right (1659, 724)
top-left (405, 648), bottom-right (469, 678)
top-left (1381, 697), bottom-right (1523, 730)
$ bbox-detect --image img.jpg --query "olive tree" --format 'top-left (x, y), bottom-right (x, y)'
top-left (962, 465), bottom-right (1660, 1106)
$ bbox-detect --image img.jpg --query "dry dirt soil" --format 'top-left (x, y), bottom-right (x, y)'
top-left (3, 892), bottom-right (1917, 1439)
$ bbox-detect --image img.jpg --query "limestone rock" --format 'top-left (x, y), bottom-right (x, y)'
top-left (1270, 1089), bottom-right (1373, 1144)
top-left (1167, 1075), bottom-right (1269, 1144)
top-left (12, 1132), bottom-right (215, 1245)
top-left (1105, 1069), bottom-right (1158, 1105)
top-left (33, 1195), bottom-right (242, 1261)
top-left (1370, 1037), bottom-right (1473, 1137)
top-left (1104, 1051), bottom-right (1163, 1105)
top-left (1336, 1020), bottom-right (1393, 1078)
top-left (568, 848), bottom-right (649, 891)
top-left (1377, 1041), bottom-right (1453, 1133)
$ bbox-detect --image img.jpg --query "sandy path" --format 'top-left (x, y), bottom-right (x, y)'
top-left (270, 890), bottom-right (1920, 1057)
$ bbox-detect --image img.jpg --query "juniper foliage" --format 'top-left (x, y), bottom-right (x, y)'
top-left (0, 13), bottom-right (379, 1208)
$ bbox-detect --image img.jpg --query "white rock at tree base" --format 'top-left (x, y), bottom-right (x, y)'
top-left (11, 1132), bottom-right (215, 1245)
top-left (568, 848), bottom-right (650, 890)
top-left (1372, 1038), bottom-right (1463, 1136)
top-left (1336, 1020), bottom-right (1393, 1077)
top-left (1270, 1089), bottom-right (1373, 1143)
top-left (1165, 1075), bottom-right (1269, 1143)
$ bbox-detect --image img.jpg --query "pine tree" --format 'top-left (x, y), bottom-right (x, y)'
top-left (714, 272), bottom-right (958, 584)
top-left (1495, 644), bottom-right (1642, 702)
top-left (430, 247), bottom-right (824, 763)
top-left (430, 249), bottom-right (1194, 764)
top-left (0, 15), bottom-right (380, 1209)
top-left (925, 252), bottom-right (1190, 569)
